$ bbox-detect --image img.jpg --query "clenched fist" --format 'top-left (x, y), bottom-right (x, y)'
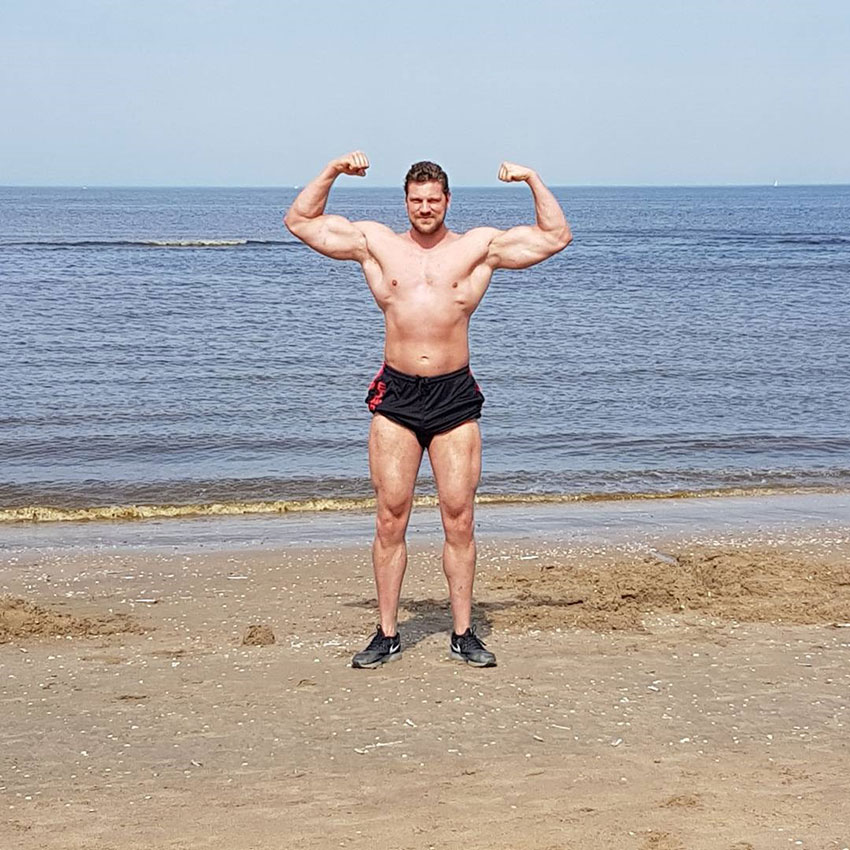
top-left (498, 162), bottom-right (535, 183)
top-left (331, 151), bottom-right (370, 177)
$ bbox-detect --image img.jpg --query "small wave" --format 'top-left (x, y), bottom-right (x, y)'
top-left (0, 496), bottom-right (379, 524)
top-left (145, 239), bottom-right (248, 247)
top-left (0, 484), bottom-right (843, 524)
top-left (582, 228), bottom-right (850, 247)
top-left (0, 238), bottom-right (300, 249)
top-left (776, 236), bottom-right (850, 246)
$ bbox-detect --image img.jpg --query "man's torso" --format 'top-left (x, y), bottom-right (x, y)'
top-left (356, 223), bottom-right (498, 376)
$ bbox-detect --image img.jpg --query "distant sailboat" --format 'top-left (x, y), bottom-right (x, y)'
top-left (773, 179), bottom-right (779, 188)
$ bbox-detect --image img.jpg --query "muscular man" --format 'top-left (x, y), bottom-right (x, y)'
top-left (284, 152), bottom-right (571, 668)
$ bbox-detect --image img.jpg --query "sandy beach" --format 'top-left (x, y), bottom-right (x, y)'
top-left (2, 495), bottom-right (849, 850)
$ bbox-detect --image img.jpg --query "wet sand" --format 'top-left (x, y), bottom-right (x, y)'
top-left (1, 497), bottom-right (850, 849)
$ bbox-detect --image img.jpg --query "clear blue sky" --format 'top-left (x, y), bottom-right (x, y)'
top-left (1, 0), bottom-right (848, 186)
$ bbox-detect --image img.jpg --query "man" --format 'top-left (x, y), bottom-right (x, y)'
top-left (284, 152), bottom-right (571, 668)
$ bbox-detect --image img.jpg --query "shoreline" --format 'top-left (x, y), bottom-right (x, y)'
top-left (2, 483), bottom-right (848, 526)
top-left (1, 490), bottom-right (848, 555)
top-left (2, 484), bottom-right (847, 526)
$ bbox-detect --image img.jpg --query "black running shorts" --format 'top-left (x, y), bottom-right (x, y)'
top-left (365, 362), bottom-right (485, 448)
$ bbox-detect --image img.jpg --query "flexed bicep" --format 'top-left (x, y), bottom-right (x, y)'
top-left (286, 214), bottom-right (369, 262)
top-left (487, 225), bottom-right (569, 270)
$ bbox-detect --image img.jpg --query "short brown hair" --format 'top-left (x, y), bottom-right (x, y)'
top-left (404, 161), bottom-right (449, 196)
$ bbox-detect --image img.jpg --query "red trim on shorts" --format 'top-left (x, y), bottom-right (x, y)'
top-left (367, 363), bottom-right (388, 411)
top-left (368, 380), bottom-right (387, 411)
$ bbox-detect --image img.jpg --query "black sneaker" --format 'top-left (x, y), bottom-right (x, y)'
top-left (450, 626), bottom-right (496, 667)
top-left (351, 626), bottom-right (402, 669)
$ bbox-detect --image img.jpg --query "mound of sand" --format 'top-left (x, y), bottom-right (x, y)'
top-left (483, 546), bottom-right (850, 631)
top-left (0, 596), bottom-right (142, 643)
top-left (242, 624), bottom-right (276, 645)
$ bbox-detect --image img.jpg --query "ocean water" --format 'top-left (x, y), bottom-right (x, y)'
top-left (1, 184), bottom-right (849, 521)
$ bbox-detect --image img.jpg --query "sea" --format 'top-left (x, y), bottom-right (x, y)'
top-left (1, 184), bottom-right (849, 523)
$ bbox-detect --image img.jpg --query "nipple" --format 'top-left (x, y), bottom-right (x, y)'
top-left (391, 279), bottom-right (398, 287)
top-left (452, 282), bottom-right (458, 288)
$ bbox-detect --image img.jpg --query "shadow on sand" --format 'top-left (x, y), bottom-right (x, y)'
top-left (344, 596), bottom-right (513, 650)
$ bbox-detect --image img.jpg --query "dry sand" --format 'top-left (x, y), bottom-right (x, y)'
top-left (1, 523), bottom-right (849, 849)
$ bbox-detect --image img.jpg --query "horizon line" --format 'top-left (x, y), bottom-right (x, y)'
top-left (2, 181), bottom-right (850, 191)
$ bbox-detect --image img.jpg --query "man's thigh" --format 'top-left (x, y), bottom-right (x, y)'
top-left (368, 414), bottom-right (424, 508)
top-left (427, 421), bottom-right (482, 511)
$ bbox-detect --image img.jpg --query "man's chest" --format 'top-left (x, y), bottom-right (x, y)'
top-left (377, 241), bottom-right (484, 288)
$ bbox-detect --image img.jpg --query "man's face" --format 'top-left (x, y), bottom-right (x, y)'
top-left (405, 180), bottom-right (450, 235)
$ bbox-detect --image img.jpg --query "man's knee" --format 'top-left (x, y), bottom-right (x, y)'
top-left (375, 496), bottom-right (412, 544)
top-left (440, 499), bottom-right (475, 544)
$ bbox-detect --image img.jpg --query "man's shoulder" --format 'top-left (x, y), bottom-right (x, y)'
top-left (353, 220), bottom-right (398, 240)
top-left (460, 226), bottom-right (502, 239)
top-left (454, 226), bottom-right (502, 248)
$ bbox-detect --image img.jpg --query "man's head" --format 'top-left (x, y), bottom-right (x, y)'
top-left (404, 161), bottom-right (450, 236)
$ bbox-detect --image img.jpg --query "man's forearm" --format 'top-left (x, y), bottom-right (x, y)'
top-left (527, 173), bottom-right (568, 234)
top-left (286, 165), bottom-right (339, 223)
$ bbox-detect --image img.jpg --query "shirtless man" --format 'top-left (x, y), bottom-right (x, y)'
top-left (284, 152), bottom-right (571, 668)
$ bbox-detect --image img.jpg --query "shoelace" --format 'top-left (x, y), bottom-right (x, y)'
top-left (366, 628), bottom-right (396, 650)
top-left (457, 627), bottom-right (487, 651)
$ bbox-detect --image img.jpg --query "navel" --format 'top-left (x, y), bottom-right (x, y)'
top-left (391, 279), bottom-right (398, 287)
top-left (452, 281), bottom-right (458, 288)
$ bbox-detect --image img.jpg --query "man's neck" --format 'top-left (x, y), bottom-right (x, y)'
top-left (407, 225), bottom-right (451, 249)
